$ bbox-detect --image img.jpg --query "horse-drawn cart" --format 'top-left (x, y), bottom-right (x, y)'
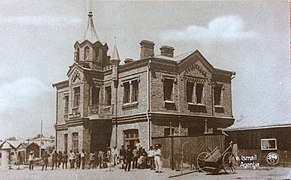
top-left (196, 142), bottom-right (236, 174)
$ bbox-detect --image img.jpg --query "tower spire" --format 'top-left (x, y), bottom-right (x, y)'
top-left (84, 11), bottom-right (100, 43)
top-left (111, 37), bottom-right (120, 61)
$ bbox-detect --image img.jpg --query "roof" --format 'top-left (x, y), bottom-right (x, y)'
top-left (225, 99), bottom-right (291, 131)
top-left (111, 45), bottom-right (120, 61)
top-left (83, 12), bottom-right (99, 43)
top-left (153, 50), bottom-right (195, 62)
top-left (0, 141), bottom-right (18, 150)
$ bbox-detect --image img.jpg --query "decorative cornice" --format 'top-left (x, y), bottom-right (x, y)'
top-left (52, 80), bottom-right (69, 89)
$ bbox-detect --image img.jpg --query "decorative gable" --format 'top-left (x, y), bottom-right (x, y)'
top-left (184, 60), bottom-right (209, 78)
top-left (72, 70), bottom-right (81, 83)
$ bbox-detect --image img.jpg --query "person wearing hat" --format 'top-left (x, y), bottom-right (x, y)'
top-left (42, 150), bottom-right (50, 171)
top-left (154, 144), bottom-right (162, 173)
top-left (28, 151), bottom-right (35, 170)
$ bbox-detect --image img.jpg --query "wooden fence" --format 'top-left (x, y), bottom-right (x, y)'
top-left (152, 135), bottom-right (226, 170)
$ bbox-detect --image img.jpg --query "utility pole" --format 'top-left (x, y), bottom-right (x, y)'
top-left (40, 120), bottom-right (43, 158)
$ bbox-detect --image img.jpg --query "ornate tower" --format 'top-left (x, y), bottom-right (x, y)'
top-left (73, 11), bottom-right (110, 70)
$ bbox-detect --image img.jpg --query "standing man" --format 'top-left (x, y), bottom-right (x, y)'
top-left (80, 149), bottom-right (86, 169)
top-left (119, 145), bottom-right (126, 169)
top-left (111, 147), bottom-right (118, 166)
top-left (57, 151), bottom-right (63, 168)
top-left (124, 147), bottom-right (133, 171)
top-left (69, 150), bottom-right (75, 169)
top-left (51, 150), bottom-right (58, 170)
top-left (62, 151), bottom-right (68, 169)
top-left (147, 146), bottom-right (155, 170)
top-left (88, 151), bottom-right (95, 169)
top-left (132, 146), bottom-right (138, 169)
top-left (41, 150), bottom-right (50, 171)
top-left (28, 151), bottom-right (35, 170)
top-left (75, 151), bottom-right (81, 169)
top-left (154, 144), bottom-right (162, 173)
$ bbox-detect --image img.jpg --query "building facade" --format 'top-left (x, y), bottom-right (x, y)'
top-left (53, 11), bottom-right (236, 154)
top-left (225, 124), bottom-right (291, 167)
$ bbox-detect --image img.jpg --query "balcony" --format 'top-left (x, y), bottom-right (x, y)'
top-left (88, 104), bottom-right (113, 117)
top-left (88, 105), bottom-right (99, 114)
top-left (69, 107), bottom-right (81, 118)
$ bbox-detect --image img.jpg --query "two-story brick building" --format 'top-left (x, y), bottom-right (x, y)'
top-left (53, 11), bottom-right (235, 153)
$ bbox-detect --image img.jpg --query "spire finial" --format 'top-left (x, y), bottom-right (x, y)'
top-left (83, 1), bottom-right (100, 43)
top-left (111, 37), bottom-right (120, 61)
top-left (89, 0), bottom-right (92, 12)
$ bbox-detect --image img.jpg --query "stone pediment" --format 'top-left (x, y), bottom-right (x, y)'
top-left (178, 51), bottom-right (214, 78)
top-left (67, 63), bottom-right (84, 85)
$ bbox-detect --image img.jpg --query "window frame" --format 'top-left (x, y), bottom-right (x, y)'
top-left (163, 78), bottom-right (174, 102)
top-left (261, 138), bottom-right (277, 150)
top-left (84, 46), bottom-right (90, 60)
top-left (64, 95), bottom-right (69, 114)
top-left (214, 84), bottom-right (223, 106)
top-left (123, 82), bottom-right (130, 104)
top-left (72, 132), bottom-right (79, 153)
top-left (105, 86), bottom-right (112, 106)
top-left (131, 80), bottom-right (139, 102)
top-left (195, 83), bottom-right (204, 104)
top-left (73, 87), bottom-right (80, 107)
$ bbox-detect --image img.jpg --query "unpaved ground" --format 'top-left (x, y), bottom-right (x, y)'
top-left (0, 165), bottom-right (290, 180)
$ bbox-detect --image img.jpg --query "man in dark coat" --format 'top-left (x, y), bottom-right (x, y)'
top-left (41, 150), bottom-right (50, 171)
top-left (124, 147), bottom-right (133, 171)
top-left (62, 151), bottom-right (68, 169)
top-left (51, 150), bottom-right (58, 170)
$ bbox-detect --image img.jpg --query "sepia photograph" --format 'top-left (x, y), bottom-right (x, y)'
top-left (0, 0), bottom-right (290, 179)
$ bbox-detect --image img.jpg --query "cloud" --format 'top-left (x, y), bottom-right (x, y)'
top-left (0, 77), bottom-right (50, 111)
top-left (0, 15), bottom-right (82, 26)
top-left (160, 16), bottom-right (260, 42)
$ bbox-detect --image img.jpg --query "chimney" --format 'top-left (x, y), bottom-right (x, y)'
top-left (140, 40), bottom-right (155, 59)
top-left (160, 45), bottom-right (174, 58)
top-left (124, 58), bottom-right (134, 64)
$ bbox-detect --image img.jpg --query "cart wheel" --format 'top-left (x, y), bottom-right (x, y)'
top-left (222, 152), bottom-right (236, 174)
top-left (197, 152), bottom-right (208, 172)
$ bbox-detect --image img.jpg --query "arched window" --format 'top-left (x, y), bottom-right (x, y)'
top-left (76, 48), bottom-right (80, 61)
top-left (84, 46), bottom-right (90, 60)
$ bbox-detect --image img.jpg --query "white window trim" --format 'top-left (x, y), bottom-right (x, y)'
top-left (261, 138), bottom-right (277, 150)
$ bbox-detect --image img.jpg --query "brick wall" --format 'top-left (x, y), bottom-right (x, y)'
top-left (111, 121), bottom-right (149, 150)
top-left (56, 87), bottom-right (69, 124)
top-left (56, 130), bottom-right (68, 152)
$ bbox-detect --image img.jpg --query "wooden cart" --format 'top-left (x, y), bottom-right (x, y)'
top-left (196, 142), bottom-right (236, 174)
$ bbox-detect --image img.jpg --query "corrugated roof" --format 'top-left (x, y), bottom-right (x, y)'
top-left (226, 98), bottom-right (291, 131)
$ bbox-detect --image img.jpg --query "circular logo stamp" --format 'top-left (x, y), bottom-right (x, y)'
top-left (266, 152), bottom-right (279, 165)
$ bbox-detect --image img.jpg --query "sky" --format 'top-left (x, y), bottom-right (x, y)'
top-left (0, 0), bottom-right (290, 140)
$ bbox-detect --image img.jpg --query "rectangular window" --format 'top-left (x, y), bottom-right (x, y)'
top-left (261, 138), bottom-right (277, 150)
top-left (72, 132), bottom-right (79, 152)
top-left (214, 85), bottom-right (222, 106)
top-left (64, 134), bottom-right (68, 152)
top-left (123, 82), bottom-right (130, 103)
top-left (132, 80), bottom-right (139, 102)
top-left (73, 87), bottom-right (80, 107)
top-left (196, 83), bottom-right (204, 104)
top-left (164, 128), bottom-right (175, 136)
top-left (164, 79), bottom-right (174, 101)
top-left (64, 95), bottom-right (69, 114)
top-left (186, 82), bottom-right (194, 102)
top-left (124, 129), bottom-right (139, 149)
top-left (105, 86), bottom-right (111, 106)
top-left (92, 87), bottom-right (99, 105)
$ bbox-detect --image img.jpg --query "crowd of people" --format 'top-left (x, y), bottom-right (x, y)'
top-left (28, 142), bottom-right (163, 173)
